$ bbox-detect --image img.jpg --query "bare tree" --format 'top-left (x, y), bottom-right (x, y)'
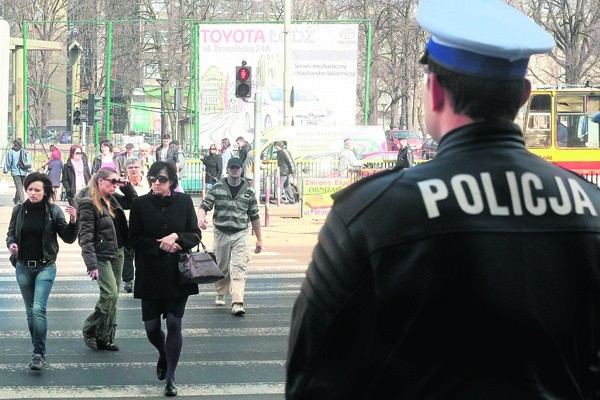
top-left (4, 0), bottom-right (68, 137)
top-left (525, 0), bottom-right (600, 85)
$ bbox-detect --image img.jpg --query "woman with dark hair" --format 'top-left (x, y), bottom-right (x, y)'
top-left (6, 172), bottom-right (77, 370)
top-left (61, 145), bottom-right (91, 206)
top-left (91, 140), bottom-right (125, 176)
top-left (202, 144), bottom-right (222, 191)
top-left (129, 161), bottom-right (201, 397)
top-left (75, 167), bottom-right (137, 351)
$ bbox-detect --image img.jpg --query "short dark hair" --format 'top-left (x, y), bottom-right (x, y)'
top-left (24, 172), bottom-right (55, 203)
top-left (147, 160), bottom-right (178, 191)
top-left (162, 133), bottom-right (171, 140)
top-left (425, 57), bottom-right (527, 121)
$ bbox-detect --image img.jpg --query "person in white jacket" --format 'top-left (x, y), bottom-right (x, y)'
top-left (338, 138), bottom-right (362, 178)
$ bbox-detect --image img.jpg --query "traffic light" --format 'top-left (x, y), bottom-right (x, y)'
top-left (235, 65), bottom-right (251, 98)
top-left (79, 99), bottom-right (89, 123)
top-left (72, 108), bottom-right (81, 125)
top-left (88, 93), bottom-right (103, 125)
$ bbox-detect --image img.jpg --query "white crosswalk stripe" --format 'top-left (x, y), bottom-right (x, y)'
top-left (0, 235), bottom-right (308, 398)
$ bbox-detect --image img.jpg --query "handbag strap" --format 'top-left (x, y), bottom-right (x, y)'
top-left (194, 233), bottom-right (208, 253)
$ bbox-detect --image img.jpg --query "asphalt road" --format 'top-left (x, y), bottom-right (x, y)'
top-left (0, 190), bottom-right (321, 399)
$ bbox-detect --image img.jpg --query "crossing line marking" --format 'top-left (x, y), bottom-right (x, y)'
top-left (0, 382), bottom-right (284, 399)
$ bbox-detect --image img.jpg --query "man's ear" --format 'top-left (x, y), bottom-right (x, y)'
top-left (520, 79), bottom-right (532, 107)
top-left (430, 74), bottom-right (446, 112)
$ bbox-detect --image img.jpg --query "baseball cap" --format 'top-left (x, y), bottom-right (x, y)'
top-left (227, 157), bottom-right (243, 168)
top-left (416, 0), bottom-right (555, 80)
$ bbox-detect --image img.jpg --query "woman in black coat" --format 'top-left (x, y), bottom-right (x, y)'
top-left (128, 161), bottom-right (201, 397)
top-left (202, 144), bottom-right (222, 191)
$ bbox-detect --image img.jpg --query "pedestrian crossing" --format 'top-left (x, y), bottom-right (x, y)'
top-left (0, 237), bottom-right (308, 399)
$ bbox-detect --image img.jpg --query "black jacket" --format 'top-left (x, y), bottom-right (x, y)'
top-left (277, 148), bottom-right (295, 176)
top-left (286, 121), bottom-right (600, 399)
top-left (75, 184), bottom-right (137, 271)
top-left (6, 201), bottom-right (78, 263)
top-left (395, 145), bottom-right (414, 168)
top-left (91, 154), bottom-right (126, 176)
top-left (129, 191), bottom-right (202, 299)
top-left (61, 158), bottom-right (92, 201)
top-left (202, 154), bottom-right (222, 184)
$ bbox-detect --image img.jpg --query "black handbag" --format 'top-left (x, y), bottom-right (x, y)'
top-left (178, 239), bottom-right (224, 284)
top-left (9, 253), bottom-right (17, 268)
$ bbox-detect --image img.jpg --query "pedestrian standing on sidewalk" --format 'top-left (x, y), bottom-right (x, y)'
top-left (275, 141), bottom-right (296, 204)
top-left (76, 168), bottom-right (137, 351)
top-left (6, 172), bottom-right (77, 370)
top-left (3, 138), bottom-right (31, 205)
top-left (395, 138), bottom-right (414, 169)
top-left (287, 0), bottom-right (600, 398)
top-left (202, 144), bottom-right (222, 191)
top-left (198, 157), bottom-right (262, 316)
top-left (129, 161), bottom-right (202, 397)
top-left (220, 138), bottom-right (234, 177)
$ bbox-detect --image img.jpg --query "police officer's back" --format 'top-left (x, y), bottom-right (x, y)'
top-left (286, 1), bottom-right (600, 399)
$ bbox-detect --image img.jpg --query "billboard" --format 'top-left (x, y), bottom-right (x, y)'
top-left (198, 23), bottom-right (359, 148)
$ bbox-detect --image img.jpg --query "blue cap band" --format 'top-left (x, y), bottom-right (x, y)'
top-left (426, 38), bottom-right (529, 80)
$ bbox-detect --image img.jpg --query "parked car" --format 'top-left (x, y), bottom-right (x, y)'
top-left (421, 137), bottom-right (438, 160)
top-left (246, 87), bottom-right (334, 131)
top-left (385, 129), bottom-right (424, 151)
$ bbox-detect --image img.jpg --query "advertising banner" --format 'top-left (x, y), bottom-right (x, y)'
top-left (198, 23), bottom-right (359, 149)
top-left (302, 177), bottom-right (353, 219)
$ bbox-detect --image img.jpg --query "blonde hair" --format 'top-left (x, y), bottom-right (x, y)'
top-left (89, 168), bottom-right (118, 218)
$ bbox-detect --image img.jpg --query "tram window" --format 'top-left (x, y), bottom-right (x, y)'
top-left (557, 115), bottom-right (590, 148)
top-left (585, 114), bottom-right (600, 149)
top-left (529, 94), bottom-right (551, 112)
top-left (525, 113), bottom-right (550, 147)
top-left (557, 95), bottom-right (584, 113)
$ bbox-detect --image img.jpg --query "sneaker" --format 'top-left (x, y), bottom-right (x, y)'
top-left (215, 295), bottom-right (226, 306)
top-left (124, 281), bottom-right (133, 293)
top-left (97, 341), bottom-right (120, 351)
top-left (231, 303), bottom-right (245, 316)
top-left (29, 353), bottom-right (46, 371)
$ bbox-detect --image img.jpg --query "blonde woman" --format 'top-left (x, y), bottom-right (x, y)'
top-left (75, 168), bottom-right (137, 351)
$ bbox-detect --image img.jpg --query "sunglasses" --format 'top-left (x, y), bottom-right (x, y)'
top-left (105, 178), bottom-right (121, 185)
top-left (210, 148), bottom-right (217, 150)
top-left (148, 175), bottom-right (170, 184)
top-left (74, 152), bottom-right (82, 155)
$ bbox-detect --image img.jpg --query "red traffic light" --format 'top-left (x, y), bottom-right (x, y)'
top-left (237, 67), bottom-right (250, 81)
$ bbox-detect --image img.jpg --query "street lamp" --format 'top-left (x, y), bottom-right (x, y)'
top-left (156, 78), bottom-right (169, 139)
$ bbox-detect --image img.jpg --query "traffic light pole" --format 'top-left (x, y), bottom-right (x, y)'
top-left (252, 91), bottom-right (262, 204)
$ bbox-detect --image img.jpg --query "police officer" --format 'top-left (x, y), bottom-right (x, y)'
top-left (286, 0), bottom-right (600, 398)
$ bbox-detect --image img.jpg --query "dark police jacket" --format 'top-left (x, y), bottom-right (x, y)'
top-left (286, 121), bottom-right (600, 399)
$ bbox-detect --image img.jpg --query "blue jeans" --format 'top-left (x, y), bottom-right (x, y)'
top-left (15, 261), bottom-right (57, 355)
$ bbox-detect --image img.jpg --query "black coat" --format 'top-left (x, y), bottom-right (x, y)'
top-left (202, 154), bottom-right (222, 184)
top-left (286, 121), bottom-right (600, 399)
top-left (395, 145), bottom-right (414, 169)
top-left (61, 158), bottom-right (92, 201)
top-left (75, 184), bottom-right (137, 271)
top-left (129, 191), bottom-right (202, 299)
